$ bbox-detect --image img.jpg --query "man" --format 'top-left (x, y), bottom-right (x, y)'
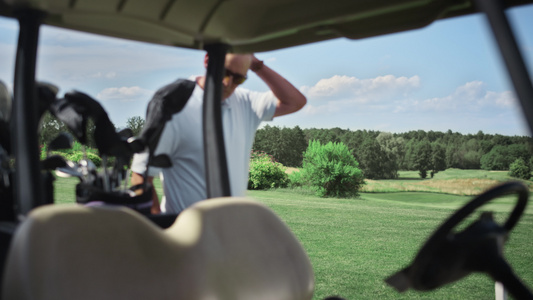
top-left (131, 53), bottom-right (306, 214)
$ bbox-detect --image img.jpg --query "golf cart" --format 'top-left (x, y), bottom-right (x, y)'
top-left (0, 0), bottom-right (532, 299)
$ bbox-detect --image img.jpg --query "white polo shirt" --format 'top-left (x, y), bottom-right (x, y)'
top-left (131, 82), bottom-right (277, 213)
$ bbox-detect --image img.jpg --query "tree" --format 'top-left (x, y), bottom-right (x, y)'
top-left (414, 140), bottom-right (432, 178)
top-left (357, 137), bottom-right (386, 179)
top-left (430, 143), bottom-right (446, 177)
top-left (39, 112), bottom-right (69, 145)
top-left (509, 158), bottom-right (531, 180)
top-left (340, 129), bottom-right (365, 158)
top-left (126, 116), bottom-right (145, 137)
top-left (376, 132), bottom-right (404, 178)
top-left (357, 133), bottom-right (402, 179)
top-left (85, 118), bottom-right (97, 149)
top-left (402, 139), bottom-right (417, 170)
top-left (481, 144), bottom-right (531, 170)
top-left (281, 126), bottom-right (307, 167)
top-left (301, 140), bottom-right (364, 198)
top-left (253, 125), bottom-right (307, 167)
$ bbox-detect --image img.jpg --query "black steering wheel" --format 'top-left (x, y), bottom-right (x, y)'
top-left (385, 181), bottom-right (531, 299)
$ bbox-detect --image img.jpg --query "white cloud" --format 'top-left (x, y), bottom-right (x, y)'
top-left (292, 74), bottom-right (525, 135)
top-left (97, 86), bottom-right (153, 102)
top-left (37, 42), bottom-right (199, 80)
top-left (485, 90), bottom-right (515, 107)
top-left (301, 74), bottom-right (420, 103)
top-left (298, 74), bottom-right (421, 116)
top-left (403, 81), bottom-right (518, 113)
top-left (90, 72), bottom-right (117, 79)
top-left (34, 25), bottom-right (204, 86)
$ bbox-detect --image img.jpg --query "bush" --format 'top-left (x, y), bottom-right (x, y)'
top-left (41, 140), bottom-right (110, 169)
top-left (509, 158), bottom-right (531, 180)
top-left (65, 151), bottom-right (102, 168)
top-left (301, 140), bottom-right (365, 198)
top-left (288, 170), bottom-right (306, 188)
top-left (40, 144), bottom-right (47, 160)
top-left (248, 151), bottom-right (288, 190)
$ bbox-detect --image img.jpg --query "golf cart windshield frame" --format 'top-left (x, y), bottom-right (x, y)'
top-left (10, 13), bottom-right (236, 219)
top-left (1, 0), bottom-right (532, 299)
top-left (8, 0), bottom-right (533, 219)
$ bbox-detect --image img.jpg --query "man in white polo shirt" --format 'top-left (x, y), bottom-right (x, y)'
top-left (130, 53), bottom-right (306, 214)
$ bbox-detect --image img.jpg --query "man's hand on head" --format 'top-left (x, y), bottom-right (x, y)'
top-left (250, 55), bottom-right (264, 72)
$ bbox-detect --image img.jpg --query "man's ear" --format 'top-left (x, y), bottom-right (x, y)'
top-left (204, 54), bottom-right (209, 68)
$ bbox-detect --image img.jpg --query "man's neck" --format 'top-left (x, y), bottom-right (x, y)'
top-left (196, 76), bottom-right (230, 102)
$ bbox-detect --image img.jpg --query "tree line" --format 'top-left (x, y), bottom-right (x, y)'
top-left (252, 125), bottom-right (533, 179)
top-left (40, 114), bottom-right (146, 149)
top-left (39, 114), bottom-right (532, 180)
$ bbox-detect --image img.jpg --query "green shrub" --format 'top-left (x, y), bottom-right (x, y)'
top-left (301, 140), bottom-right (365, 198)
top-left (288, 170), bottom-right (305, 188)
top-left (40, 144), bottom-right (47, 160)
top-left (248, 151), bottom-right (288, 190)
top-left (509, 158), bottom-right (531, 180)
top-left (41, 140), bottom-right (107, 169)
top-left (66, 151), bottom-right (102, 168)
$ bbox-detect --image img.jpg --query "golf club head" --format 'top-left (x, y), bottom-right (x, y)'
top-left (37, 82), bottom-right (59, 121)
top-left (56, 160), bottom-right (83, 178)
top-left (140, 79), bottom-right (195, 154)
top-left (48, 132), bottom-right (74, 152)
top-left (60, 91), bottom-right (130, 157)
top-left (127, 137), bottom-right (145, 153)
top-left (39, 82), bottom-right (59, 96)
top-left (118, 128), bottom-right (133, 140)
top-left (79, 158), bottom-right (96, 170)
top-left (78, 158), bottom-right (98, 184)
top-left (41, 155), bottom-right (68, 170)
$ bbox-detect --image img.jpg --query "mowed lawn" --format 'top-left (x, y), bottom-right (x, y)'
top-left (248, 188), bottom-right (533, 299)
top-left (53, 169), bottom-right (533, 299)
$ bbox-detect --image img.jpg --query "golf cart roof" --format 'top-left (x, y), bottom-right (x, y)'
top-left (1, 0), bottom-right (532, 53)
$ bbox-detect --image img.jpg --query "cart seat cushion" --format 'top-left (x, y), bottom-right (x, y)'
top-left (2, 197), bottom-right (314, 300)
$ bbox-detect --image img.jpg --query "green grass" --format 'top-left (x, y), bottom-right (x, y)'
top-left (247, 188), bottom-right (533, 300)
top-left (398, 169), bottom-right (512, 181)
top-left (363, 168), bottom-right (533, 195)
top-left (51, 171), bottom-right (533, 299)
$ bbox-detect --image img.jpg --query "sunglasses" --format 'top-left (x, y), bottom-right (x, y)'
top-left (224, 69), bottom-right (247, 85)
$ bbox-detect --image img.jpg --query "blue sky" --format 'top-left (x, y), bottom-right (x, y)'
top-left (1, 4), bottom-right (532, 136)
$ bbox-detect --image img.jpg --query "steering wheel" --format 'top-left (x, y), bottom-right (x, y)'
top-left (385, 181), bottom-right (531, 298)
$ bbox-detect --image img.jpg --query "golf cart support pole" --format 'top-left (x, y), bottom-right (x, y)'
top-left (474, 0), bottom-right (533, 136)
top-left (203, 43), bottom-right (231, 198)
top-left (13, 9), bottom-right (46, 218)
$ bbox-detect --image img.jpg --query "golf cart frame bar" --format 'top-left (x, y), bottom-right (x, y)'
top-left (11, 8), bottom-right (234, 216)
top-left (203, 44), bottom-right (231, 199)
top-left (13, 9), bottom-right (46, 218)
top-left (475, 0), bottom-right (533, 136)
top-left (10, 0), bottom-right (533, 217)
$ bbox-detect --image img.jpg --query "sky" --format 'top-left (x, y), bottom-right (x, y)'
top-left (0, 4), bottom-right (532, 137)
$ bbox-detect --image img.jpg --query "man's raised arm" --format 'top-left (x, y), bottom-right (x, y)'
top-left (251, 55), bottom-right (306, 118)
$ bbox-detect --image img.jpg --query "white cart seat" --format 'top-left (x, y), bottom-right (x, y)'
top-left (2, 197), bottom-right (314, 300)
